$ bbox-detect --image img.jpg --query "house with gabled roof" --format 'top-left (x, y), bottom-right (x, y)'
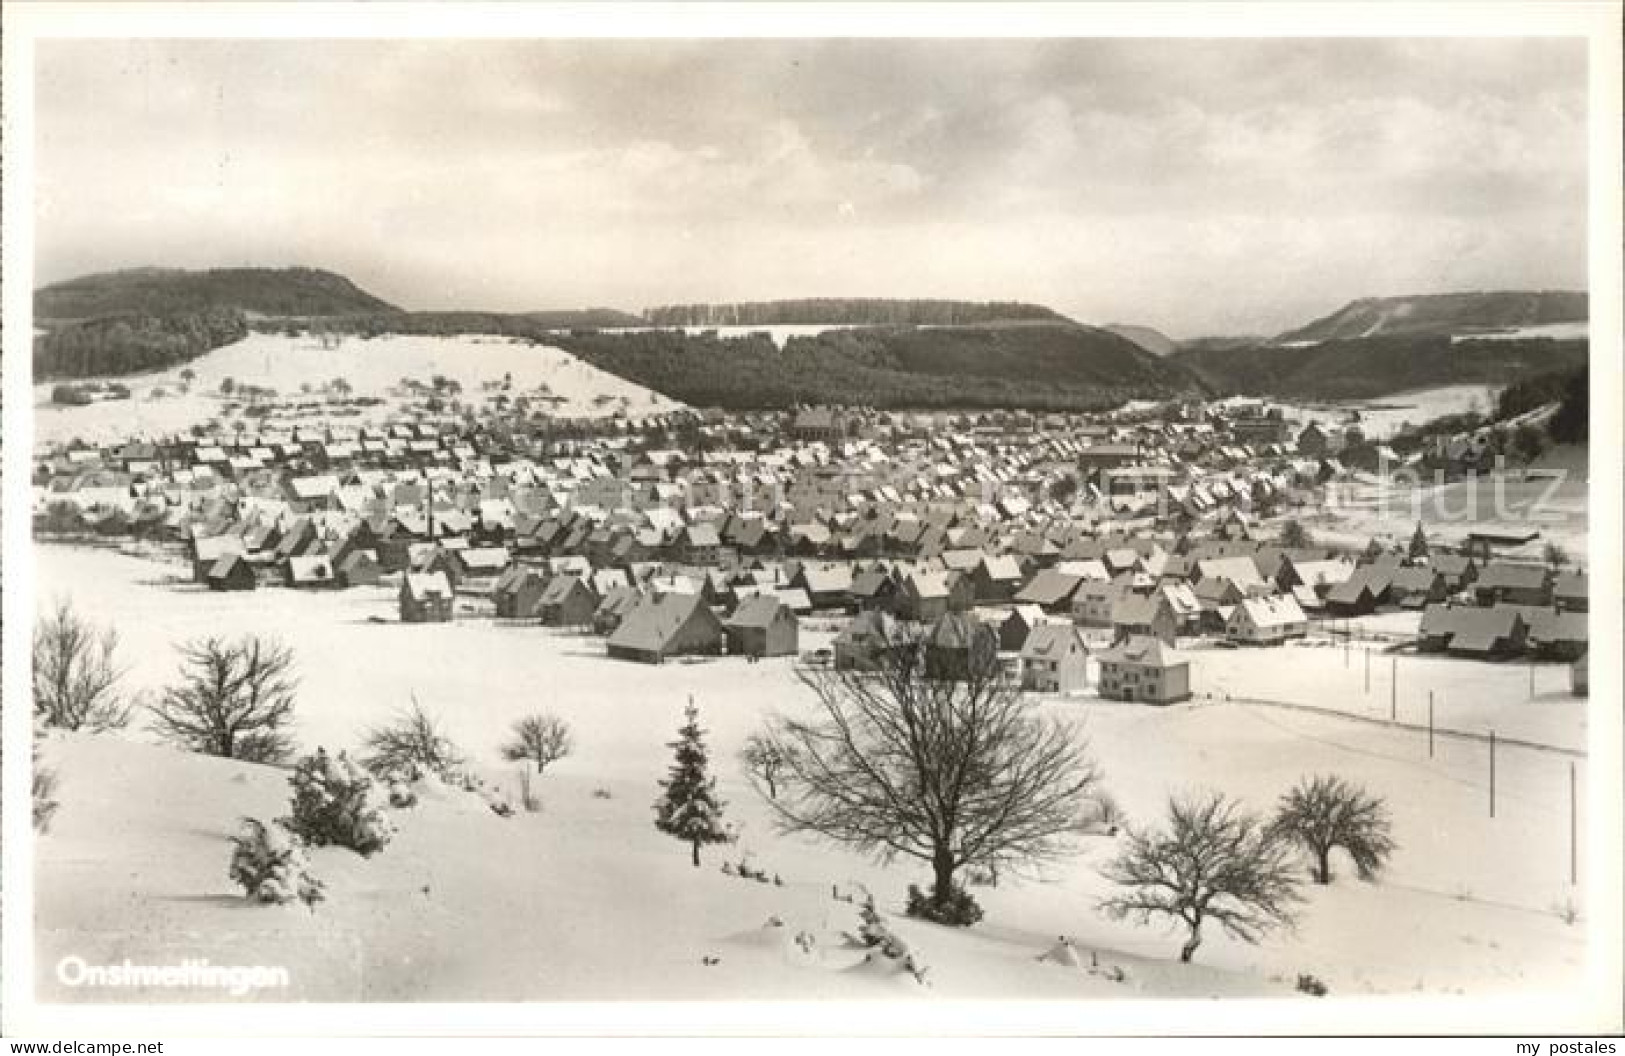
top-left (285, 554), bottom-right (339, 589)
top-left (205, 553), bottom-right (257, 592)
top-left (1112, 591), bottom-right (1178, 645)
top-left (400, 571), bottom-right (454, 623)
top-left (723, 594), bottom-right (799, 658)
top-left (851, 568), bottom-right (900, 613)
top-left (1472, 562), bottom-right (1552, 607)
top-left (1020, 624), bottom-right (1090, 693)
top-left (923, 613), bottom-right (1000, 681)
top-left (1226, 595), bottom-right (1309, 645)
top-left (537, 575), bottom-right (600, 628)
top-left (338, 548), bottom-right (383, 588)
top-left (833, 610), bottom-right (902, 671)
top-left (592, 584), bottom-right (645, 635)
top-left (998, 604), bottom-right (1049, 652)
top-left (1389, 566), bottom-right (1449, 609)
top-left (606, 591), bottom-right (725, 664)
top-left (1418, 603), bottom-right (1526, 658)
top-left (1096, 635), bottom-right (1191, 704)
top-left (969, 553), bottom-right (1025, 603)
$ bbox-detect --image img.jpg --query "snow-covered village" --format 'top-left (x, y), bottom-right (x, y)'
top-left (9, 16), bottom-right (1621, 1043)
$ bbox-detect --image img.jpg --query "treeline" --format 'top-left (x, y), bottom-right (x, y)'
top-left (1171, 333), bottom-right (1590, 400)
top-left (544, 325), bottom-right (1203, 411)
top-left (34, 309), bottom-right (249, 379)
top-left (282, 309), bottom-right (643, 339)
top-left (36, 266), bottom-right (400, 320)
top-left (641, 298), bottom-right (1070, 328)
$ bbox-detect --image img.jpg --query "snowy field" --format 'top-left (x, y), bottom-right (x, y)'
top-left (33, 331), bottom-right (684, 445)
top-left (1274, 385), bottom-right (1501, 441)
top-left (1299, 454), bottom-right (1590, 559)
top-left (32, 544), bottom-right (1593, 1012)
top-left (1451, 322), bottom-right (1589, 343)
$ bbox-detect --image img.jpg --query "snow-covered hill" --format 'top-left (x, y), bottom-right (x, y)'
top-left (33, 331), bottom-right (685, 445)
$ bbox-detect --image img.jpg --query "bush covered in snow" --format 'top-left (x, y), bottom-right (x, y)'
top-left (228, 818), bottom-right (325, 907)
top-left (33, 723), bottom-right (61, 834)
top-left (33, 766), bottom-right (61, 833)
top-left (905, 881), bottom-right (983, 928)
top-left (283, 748), bottom-right (393, 857)
top-left (1296, 973), bottom-right (1329, 997)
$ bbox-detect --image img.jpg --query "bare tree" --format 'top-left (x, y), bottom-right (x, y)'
top-left (1272, 774), bottom-right (1396, 885)
top-left (739, 733), bottom-right (798, 799)
top-left (501, 714), bottom-right (574, 774)
top-left (756, 626), bottom-right (1103, 919)
top-left (1100, 791), bottom-right (1302, 963)
top-left (362, 698), bottom-right (466, 780)
top-left (33, 599), bottom-right (132, 732)
top-left (148, 636), bottom-right (299, 763)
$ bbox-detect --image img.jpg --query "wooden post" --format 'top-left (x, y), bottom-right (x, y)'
top-left (1489, 730), bottom-right (1497, 819)
top-left (1529, 662), bottom-right (1535, 700)
top-left (1570, 761), bottom-right (1578, 887)
top-left (1390, 655), bottom-right (1397, 720)
top-left (1427, 692), bottom-right (1434, 758)
top-left (1364, 646), bottom-right (1370, 693)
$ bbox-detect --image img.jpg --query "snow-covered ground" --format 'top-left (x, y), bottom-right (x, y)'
top-left (33, 332), bottom-right (684, 445)
top-left (31, 544), bottom-right (1594, 1010)
top-left (1274, 384), bottom-right (1501, 441)
top-left (1451, 322), bottom-right (1589, 344)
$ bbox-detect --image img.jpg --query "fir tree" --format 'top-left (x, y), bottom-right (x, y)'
top-left (654, 700), bottom-right (730, 867)
top-left (1407, 522), bottom-right (1429, 561)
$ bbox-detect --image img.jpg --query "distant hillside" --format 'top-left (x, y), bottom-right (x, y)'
top-left (1104, 324), bottom-right (1178, 357)
top-left (641, 299), bottom-right (1072, 328)
top-left (1177, 335), bottom-right (1267, 354)
top-left (1172, 332), bottom-right (1589, 400)
top-left (1276, 290), bottom-right (1586, 344)
top-left (547, 322), bottom-right (1206, 411)
top-left (36, 266), bottom-right (401, 321)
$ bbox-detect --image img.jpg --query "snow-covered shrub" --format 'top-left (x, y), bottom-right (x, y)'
top-left (387, 779), bottom-right (418, 809)
top-left (905, 881), bottom-right (984, 928)
top-left (592, 787), bottom-right (613, 800)
top-left (33, 723), bottom-right (61, 834)
top-left (228, 818), bottom-right (325, 907)
top-left (283, 748), bottom-right (393, 857)
top-left (850, 896), bottom-right (930, 984)
top-left (33, 767), bottom-right (61, 833)
top-left (1295, 973), bottom-right (1329, 997)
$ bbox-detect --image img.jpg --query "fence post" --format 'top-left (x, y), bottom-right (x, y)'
top-left (1390, 655), bottom-right (1397, 720)
top-left (1570, 761), bottom-right (1578, 887)
top-left (1489, 730), bottom-right (1497, 819)
top-left (1427, 691), bottom-right (1434, 758)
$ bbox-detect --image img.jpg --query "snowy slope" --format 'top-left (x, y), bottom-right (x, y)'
top-left (30, 545), bottom-right (1593, 1014)
top-left (33, 331), bottom-right (685, 445)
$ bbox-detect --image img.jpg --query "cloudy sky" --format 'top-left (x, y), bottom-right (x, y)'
top-left (34, 37), bottom-right (1587, 337)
